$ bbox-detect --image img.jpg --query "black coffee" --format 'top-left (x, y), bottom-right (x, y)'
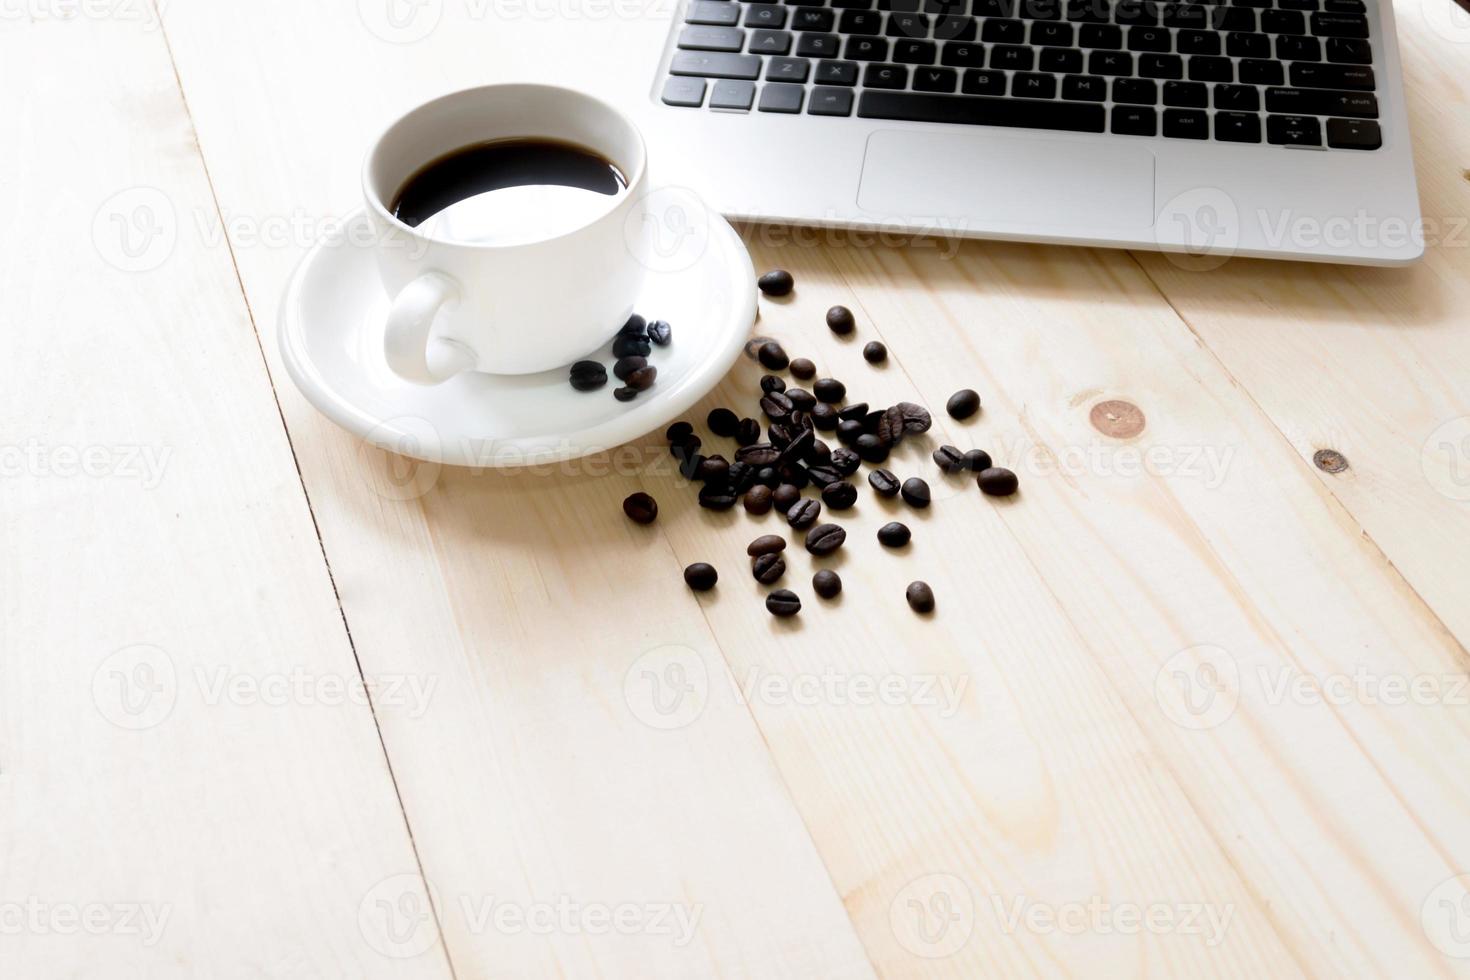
top-left (391, 139), bottom-right (627, 244)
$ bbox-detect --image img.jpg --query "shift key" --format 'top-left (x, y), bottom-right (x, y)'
top-left (1265, 87), bottom-right (1378, 118)
top-left (670, 51), bottom-right (763, 79)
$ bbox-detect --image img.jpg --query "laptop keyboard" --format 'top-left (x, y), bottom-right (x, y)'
top-left (659, 0), bottom-right (1382, 150)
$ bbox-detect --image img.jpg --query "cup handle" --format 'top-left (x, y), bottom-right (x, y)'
top-left (383, 272), bottom-right (477, 385)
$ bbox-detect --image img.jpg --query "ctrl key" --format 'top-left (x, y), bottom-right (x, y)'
top-left (662, 76), bottom-right (707, 107)
top-left (808, 86), bottom-right (855, 116)
top-left (758, 82), bottom-right (805, 113)
top-left (1327, 117), bottom-right (1382, 150)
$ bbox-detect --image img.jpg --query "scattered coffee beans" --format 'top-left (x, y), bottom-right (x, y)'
top-left (613, 333), bottom-right (651, 358)
top-left (825, 305), bottom-right (855, 335)
top-left (932, 446), bottom-right (964, 473)
top-left (684, 563), bottom-right (718, 591)
top-left (813, 378), bottom-right (847, 403)
top-left (805, 522), bottom-right (847, 556)
top-left (863, 341), bottom-right (887, 364)
top-left (906, 581), bottom-right (935, 613)
top-left (707, 407), bottom-right (739, 437)
top-left (752, 553), bottom-right (786, 584)
top-left (821, 481), bottom-right (858, 510)
top-left (786, 388), bottom-right (816, 412)
top-left (962, 449), bottom-right (992, 472)
top-left (869, 469), bottom-right (900, 497)
top-left (758, 341), bottom-right (790, 370)
top-left (811, 404), bottom-right (839, 431)
top-left (773, 483), bottom-right (801, 513)
top-left (812, 569), bottom-right (842, 599)
top-left (569, 360), bottom-right (608, 392)
top-left (626, 365), bottom-right (657, 390)
top-left (622, 492), bottom-right (657, 524)
top-left (855, 434), bottom-right (889, 463)
top-left (978, 466), bottom-right (1019, 496)
top-left (614, 355), bottom-right (646, 381)
top-left (697, 455), bottom-right (729, 483)
top-left (786, 497), bottom-right (821, 528)
top-left (760, 374), bottom-right (786, 394)
top-left (877, 521), bottom-right (911, 547)
top-left (836, 419), bottom-right (863, 445)
top-left (895, 401), bottom-right (932, 434)
top-left (760, 390), bottom-right (794, 420)
top-left (614, 386), bottom-right (637, 402)
top-left (837, 402), bottom-right (869, 422)
top-left (765, 589), bottom-right (801, 617)
top-left (830, 448), bottom-right (861, 476)
top-left (806, 464), bottom-right (843, 488)
top-left (947, 388), bottom-right (980, 420)
top-left (743, 485), bottom-right (773, 514)
top-left (790, 358), bottom-right (816, 380)
top-left (735, 417), bottom-right (761, 446)
top-left (621, 314), bottom-right (646, 336)
top-left (758, 269), bottom-right (795, 296)
top-left (697, 485), bottom-right (736, 510)
top-left (747, 534), bottom-right (786, 556)
top-left (901, 477), bottom-right (931, 508)
top-left (666, 421), bottom-right (693, 443)
top-left (647, 320), bottom-right (673, 346)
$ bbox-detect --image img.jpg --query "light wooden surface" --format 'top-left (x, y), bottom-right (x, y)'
top-left (4, 0), bottom-right (1468, 975)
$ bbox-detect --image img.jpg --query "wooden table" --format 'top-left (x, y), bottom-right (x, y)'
top-left (6, 1), bottom-right (1469, 975)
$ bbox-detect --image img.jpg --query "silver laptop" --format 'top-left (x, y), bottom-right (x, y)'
top-left (637, 0), bottom-right (1422, 264)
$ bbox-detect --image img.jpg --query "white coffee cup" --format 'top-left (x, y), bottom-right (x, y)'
top-left (363, 84), bottom-right (650, 382)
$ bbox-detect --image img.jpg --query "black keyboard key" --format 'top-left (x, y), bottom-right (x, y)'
top-left (679, 25), bottom-right (746, 50)
top-left (840, 9), bottom-right (883, 31)
top-left (1080, 23), bottom-right (1122, 46)
top-left (759, 82), bottom-right (805, 111)
top-left (1128, 26), bottom-right (1172, 50)
top-left (1066, 0), bottom-right (1112, 22)
top-left (942, 41), bottom-right (987, 65)
top-left (816, 58), bottom-right (861, 83)
top-left (1327, 36), bottom-right (1372, 63)
top-left (864, 61), bottom-right (910, 86)
top-left (914, 65), bottom-right (961, 89)
top-left (1324, 0), bottom-right (1365, 11)
top-left (1267, 86), bottom-right (1378, 117)
top-left (982, 17), bottom-right (1027, 40)
top-left (797, 31), bottom-right (841, 55)
top-left (1238, 58), bottom-right (1284, 84)
top-left (935, 14), bottom-right (978, 37)
top-left (1163, 107), bottom-right (1210, 137)
top-left (751, 29), bottom-right (794, 51)
top-left (1163, 79), bottom-right (1207, 105)
top-left (745, 4), bottom-right (788, 25)
top-left (1032, 21), bottom-right (1074, 43)
top-left (1018, 0), bottom-right (1063, 18)
top-left (1278, 0), bottom-right (1317, 8)
top-left (1267, 114), bottom-right (1322, 144)
top-left (1214, 83), bottom-right (1259, 110)
top-left (1062, 73), bottom-right (1107, 99)
top-left (1041, 47), bottom-right (1084, 71)
top-left (923, 0), bottom-right (967, 12)
top-left (973, 0), bottom-right (1015, 13)
top-left (1215, 111), bottom-right (1262, 141)
top-left (1139, 53), bottom-right (1184, 77)
top-left (662, 76), bottom-right (707, 106)
top-left (1115, 0), bottom-right (1161, 25)
top-left (710, 79), bottom-right (757, 108)
top-left (671, 51), bottom-right (763, 78)
top-left (1277, 34), bottom-right (1322, 60)
top-left (894, 38), bottom-right (939, 60)
top-left (1013, 71), bottom-right (1058, 96)
top-left (808, 86), bottom-right (856, 114)
top-left (1261, 9), bottom-right (1306, 33)
top-left (1215, 7), bottom-right (1256, 29)
top-left (1161, 3), bottom-right (1208, 27)
top-left (793, 7), bottom-right (837, 28)
top-left (1231, 0), bottom-right (1271, 8)
top-left (1112, 105), bottom-right (1157, 135)
top-left (1089, 50), bottom-right (1133, 73)
top-left (1188, 55), bottom-right (1232, 81)
top-left (844, 35), bottom-right (890, 57)
top-left (767, 55), bottom-right (812, 79)
top-left (1326, 117), bottom-right (1381, 149)
top-left (1311, 12), bottom-right (1368, 36)
top-left (1291, 62), bottom-right (1375, 89)
top-left (962, 67), bottom-right (1008, 93)
top-left (888, 12), bottom-right (931, 34)
top-left (1177, 29), bottom-right (1220, 53)
top-left (833, 0), bottom-right (875, 7)
top-left (857, 90), bottom-right (1107, 130)
top-left (688, 0), bottom-right (741, 25)
top-left (1113, 77), bottom-right (1157, 103)
top-left (1227, 31), bottom-right (1270, 57)
top-left (992, 44), bottom-right (1036, 68)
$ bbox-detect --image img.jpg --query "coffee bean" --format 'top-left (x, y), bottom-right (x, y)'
top-left (896, 401), bottom-right (932, 435)
top-left (805, 522), bottom-right (847, 556)
top-left (876, 406), bottom-right (906, 447)
top-left (855, 434), bottom-right (889, 463)
top-left (825, 305), bottom-right (855, 335)
top-left (620, 314), bottom-right (647, 337)
top-left (756, 467), bottom-right (780, 488)
top-left (812, 569), bottom-right (842, 599)
top-left (647, 319), bottom-right (673, 346)
top-left (836, 402), bottom-right (869, 422)
top-left (776, 427), bottom-right (815, 469)
top-left (877, 521), bottom-right (911, 547)
top-left (860, 409), bottom-right (885, 434)
top-left (760, 390), bottom-right (793, 420)
top-left (613, 334), bottom-right (651, 358)
top-left (613, 355), bottom-right (646, 381)
top-left (811, 403), bottom-right (839, 431)
top-left (697, 455), bottom-right (729, 484)
top-left (698, 484), bottom-right (736, 510)
top-left (622, 492), bottom-right (657, 524)
top-left (868, 468), bottom-right (900, 497)
top-left (678, 451), bottom-right (704, 480)
top-left (735, 417), bottom-right (761, 446)
top-left (836, 420), bottom-right (863, 445)
top-left (735, 443), bottom-right (780, 466)
top-left (805, 439), bottom-right (831, 465)
top-left (790, 358), bottom-right (816, 380)
top-left (707, 407), bottom-right (739, 437)
top-left (947, 388), bottom-right (981, 420)
top-left (782, 465), bottom-right (811, 490)
top-left (760, 374), bottom-right (787, 394)
top-left (742, 486), bottom-right (772, 515)
top-left (666, 421), bottom-right (694, 443)
top-left (747, 534), bottom-right (786, 556)
top-left (905, 581), bottom-right (935, 613)
top-left (758, 269), bottom-right (794, 296)
top-left (786, 388), bottom-right (816, 412)
top-left (614, 386), bottom-right (638, 402)
top-left (786, 497), bottom-right (821, 528)
top-left (683, 562), bottom-right (717, 591)
top-left (932, 445), bottom-right (964, 473)
top-left (863, 341), bottom-right (887, 364)
top-left (765, 589), bottom-right (801, 617)
top-left (900, 477), bottom-right (931, 508)
top-left (757, 341), bottom-right (790, 370)
top-left (627, 366), bottom-right (657, 390)
top-left (752, 553), bottom-right (786, 584)
top-left (773, 483), bottom-right (801, 513)
top-left (813, 378), bottom-right (847, 403)
top-left (805, 464), bottom-right (843, 488)
top-left (670, 435), bottom-right (701, 459)
top-left (569, 360), bottom-right (607, 391)
top-left (978, 466), bottom-right (1019, 496)
top-left (821, 481), bottom-right (858, 511)
top-left (830, 448), bottom-right (861, 476)
top-left (962, 449), bottom-right (992, 472)
top-left (728, 461), bottom-right (756, 493)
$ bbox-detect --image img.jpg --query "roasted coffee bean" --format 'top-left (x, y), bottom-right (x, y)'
top-left (790, 358), bottom-right (816, 380)
top-left (860, 409), bottom-right (885, 434)
top-left (813, 378), bottom-right (847, 404)
top-left (613, 334), bottom-right (651, 358)
top-left (805, 464), bottom-right (844, 488)
top-left (855, 434), bottom-right (889, 464)
top-left (962, 449), bottom-right (992, 472)
top-left (758, 269), bottom-right (795, 296)
top-left (760, 390), bottom-right (793, 421)
top-left (735, 443), bottom-right (780, 466)
top-left (569, 360), bottom-right (608, 391)
top-left (786, 388), bottom-right (816, 413)
top-left (777, 427), bottom-right (815, 466)
top-left (805, 522), bottom-right (847, 556)
top-left (698, 484), bottom-right (736, 510)
top-left (747, 534), bottom-right (786, 556)
top-left (863, 341), bottom-right (887, 364)
top-left (728, 461), bottom-right (757, 493)
top-left (836, 420), bottom-right (864, 445)
top-left (773, 483), bottom-right (801, 513)
top-left (786, 497), bottom-right (821, 528)
top-left (614, 386), bottom-right (638, 402)
top-left (735, 417), bottom-right (762, 446)
top-left (666, 421), bottom-right (694, 443)
top-left (782, 464), bottom-right (811, 490)
top-left (678, 452), bottom-right (704, 480)
top-left (932, 445), bottom-right (965, 473)
top-left (876, 406), bottom-right (906, 447)
top-left (765, 589), bottom-right (801, 617)
top-left (821, 481), bottom-right (857, 511)
top-left (869, 468), bottom-right (900, 498)
top-left (670, 436), bottom-right (701, 461)
top-left (626, 366), bottom-right (657, 390)
top-left (837, 402), bottom-right (869, 423)
top-left (978, 466), bottom-right (1019, 496)
top-left (900, 477), bottom-right (931, 508)
top-left (622, 492), bottom-right (658, 524)
top-left (830, 448), bottom-right (861, 476)
top-left (806, 439), bottom-right (832, 465)
top-left (811, 403), bottom-right (839, 431)
top-left (906, 581), bottom-right (935, 613)
top-left (757, 341), bottom-right (790, 371)
top-left (697, 455), bottom-right (730, 484)
top-left (683, 562), bottom-right (717, 591)
top-left (756, 467), bottom-right (780, 488)
top-left (752, 553), bottom-right (786, 584)
top-left (825, 305), bottom-right (855, 335)
top-left (620, 314), bottom-right (647, 337)
top-left (812, 569), bottom-right (842, 599)
top-left (613, 355), bottom-right (646, 381)
top-left (896, 401), bottom-right (932, 435)
top-left (707, 407), bottom-right (739, 437)
top-left (760, 374), bottom-right (787, 394)
top-left (947, 388), bottom-right (981, 420)
top-left (647, 319), bottom-right (673, 346)
top-left (877, 521), bottom-right (911, 547)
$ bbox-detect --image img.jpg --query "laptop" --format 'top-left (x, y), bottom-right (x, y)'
top-left (637, 0), bottom-right (1423, 264)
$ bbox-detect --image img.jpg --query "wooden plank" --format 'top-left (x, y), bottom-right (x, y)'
top-left (0, 15), bottom-right (445, 977)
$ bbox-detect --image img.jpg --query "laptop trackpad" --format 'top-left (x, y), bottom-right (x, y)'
top-left (857, 129), bottom-right (1155, 231)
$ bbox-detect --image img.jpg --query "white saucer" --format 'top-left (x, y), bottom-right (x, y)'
top-left (278, 194), bottom-right (755, 467)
